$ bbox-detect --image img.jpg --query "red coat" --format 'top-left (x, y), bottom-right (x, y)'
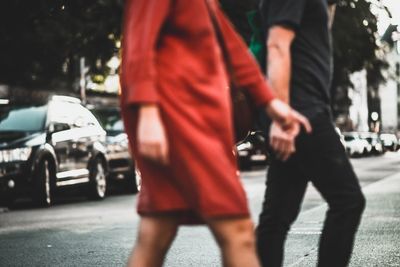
top-left (120, 0), bottom-right (274, 224)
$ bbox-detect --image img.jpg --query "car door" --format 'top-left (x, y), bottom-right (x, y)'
top-left (48, 102), bottom-right (76, 176)
top-left (71, 105), bottom-right (105, 171)
top-left (49, 101), bottom-right (95, 185)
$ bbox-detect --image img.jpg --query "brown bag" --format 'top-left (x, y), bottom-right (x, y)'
top-left (205, 0), bottom-right (256, 143)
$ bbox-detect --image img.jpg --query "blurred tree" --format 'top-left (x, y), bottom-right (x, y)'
top-left (0, 0), bottom-right (388, 105)
top-left (0, 0), bottom-right (123, 91)
top-left (220, 0), bottom-right (259, 44)
top-left (331, 0), bottom-right (388, 123)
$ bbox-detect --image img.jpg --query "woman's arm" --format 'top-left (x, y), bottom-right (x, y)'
top-left (120, 0), bottom-right (172, 165)
top-left (120, 0), bottom-right (172, 105)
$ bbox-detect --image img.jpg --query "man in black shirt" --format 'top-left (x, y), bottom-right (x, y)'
top-left (256, 0), bottom-right (366, 266)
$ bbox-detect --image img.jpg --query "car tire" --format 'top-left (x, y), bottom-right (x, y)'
top-left (33, 159), bottom-right (53, 207)
top-left (125, 169), bottom-right (141, 194)
top-left (135, 170), bottom-right (142, 192)
top-left (88, 158), bottom-right (107, 200)
top-left (240, 159), bottom-right (252, 170)
top-left (0, 193), bottom-right (14, 208)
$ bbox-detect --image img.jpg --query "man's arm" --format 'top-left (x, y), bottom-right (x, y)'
top-left (261, 0), bottom-right (311, 161)
top-left (266, 26), bottom-right (302, 161)
top-left (215, 8), bottom-right (310, 131)
top-left (266, 26), bottom-right (295, 103)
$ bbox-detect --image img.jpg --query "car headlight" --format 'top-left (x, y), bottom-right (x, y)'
top-left (0, 147), bottom-right (32, 163)
top-left (238, 150), bottom-right (249, 157)
top-left (237, 142), bottom-right (252, 151)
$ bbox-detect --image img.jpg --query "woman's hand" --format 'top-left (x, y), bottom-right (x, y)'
top-left (137, 105), bottom-right (169, 165)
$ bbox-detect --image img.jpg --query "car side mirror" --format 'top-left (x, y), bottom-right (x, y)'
top-left (73, 117), bottom-right (85, 128)
top-left (48, 122), bottom-right (70, 133)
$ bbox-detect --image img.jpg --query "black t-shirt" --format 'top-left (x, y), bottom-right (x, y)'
top-left (260, 0), bottom-right (337, 118)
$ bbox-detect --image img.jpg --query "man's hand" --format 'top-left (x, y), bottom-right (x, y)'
top-left (266, 99), bottom-right (312, 134)
top-left (137, 105), bottom-right (169, 165)
top-left (266, 99), bottom-right (312, 161)
top-left (269, 122), bottom-right (295, 161)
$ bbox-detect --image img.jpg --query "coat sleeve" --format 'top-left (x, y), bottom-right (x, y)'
top-left (120, 0), bottom-right (171, 105)
top-left (215, 8), bottom-right (275, 107)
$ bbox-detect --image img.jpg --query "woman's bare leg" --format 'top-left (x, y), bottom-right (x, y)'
top-left (208, 217), bottom-right (261, 267)
top-left (127, 215), bottom-right (179, 267)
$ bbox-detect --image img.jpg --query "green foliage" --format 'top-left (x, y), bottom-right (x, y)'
top-left (0, 0), bottom-right (388, 101)
top-left (220, 0), bottom-right (259, 44)
top-left (0, 0), bottom-right (123, 90)
top-left (332, 0), bottom-right (385, 90)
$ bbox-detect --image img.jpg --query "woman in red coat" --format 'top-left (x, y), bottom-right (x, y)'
top-left (120, 0), bottom-right (310, 266)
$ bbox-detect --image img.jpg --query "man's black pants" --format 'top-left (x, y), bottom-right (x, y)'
top-left (256, 111), bottom-right (366, 267)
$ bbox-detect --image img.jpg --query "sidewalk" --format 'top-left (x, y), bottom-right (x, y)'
top-left (285, 172), bottom-right (400, 267)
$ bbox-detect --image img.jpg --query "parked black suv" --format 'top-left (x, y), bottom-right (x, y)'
top-left (0, 96), bottom-right (107, 207)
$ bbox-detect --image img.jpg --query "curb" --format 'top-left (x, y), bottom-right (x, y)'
top-left (0, 207), bottom-right (9, 213)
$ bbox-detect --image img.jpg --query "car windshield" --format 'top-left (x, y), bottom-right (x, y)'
top-left (0, 105), bottom-right (47, 132)
top-left (91, 109), bottom-right (124, 132)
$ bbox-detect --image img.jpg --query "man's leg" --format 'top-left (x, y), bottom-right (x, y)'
top-left (256, 158), bottom-right (308, 267)
top-left (208, 217), bottom-right (261, 267)
top-left (127, 215), bottom-right (179, 267)
top-left (296, 113), bottom-right (366, 267)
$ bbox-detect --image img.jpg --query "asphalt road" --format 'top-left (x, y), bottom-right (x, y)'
top-left (1, 152), bottom-right (400, 266)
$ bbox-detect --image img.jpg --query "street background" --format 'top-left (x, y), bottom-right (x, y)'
top-left (1, 153), bottom-right (400, 267)
top-left (1, 0), bottom-right (400, 266)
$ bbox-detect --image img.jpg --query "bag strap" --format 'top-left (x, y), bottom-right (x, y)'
top-left (204, 0), bottom-right (238, 87)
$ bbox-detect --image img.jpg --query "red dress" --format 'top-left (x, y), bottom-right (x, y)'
top-left (120, 0), bottom-right (274, 223)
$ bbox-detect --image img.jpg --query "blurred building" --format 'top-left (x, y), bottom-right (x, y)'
top-left (348, 70), bottom-right (369, 132)
top-left (380, 24), bottom-right (400, 133)
top-left (346, 24), bottom-right (400, 133)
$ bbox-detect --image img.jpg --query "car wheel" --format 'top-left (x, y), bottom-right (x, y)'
top-left (88, 158), bottom-right (107, 200)
top-left (135, 169), bottom-right (142, 192)
top-left (0, 193), bottom-right (14, 208)
top-left (125, 169), bottom-right (141, 194)
top-left (33, 159), bottom-right (53, 207)
top-left (241, 161), bottom-right (252, 170)
top-left (348, 148), bottom-right (354, 157)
